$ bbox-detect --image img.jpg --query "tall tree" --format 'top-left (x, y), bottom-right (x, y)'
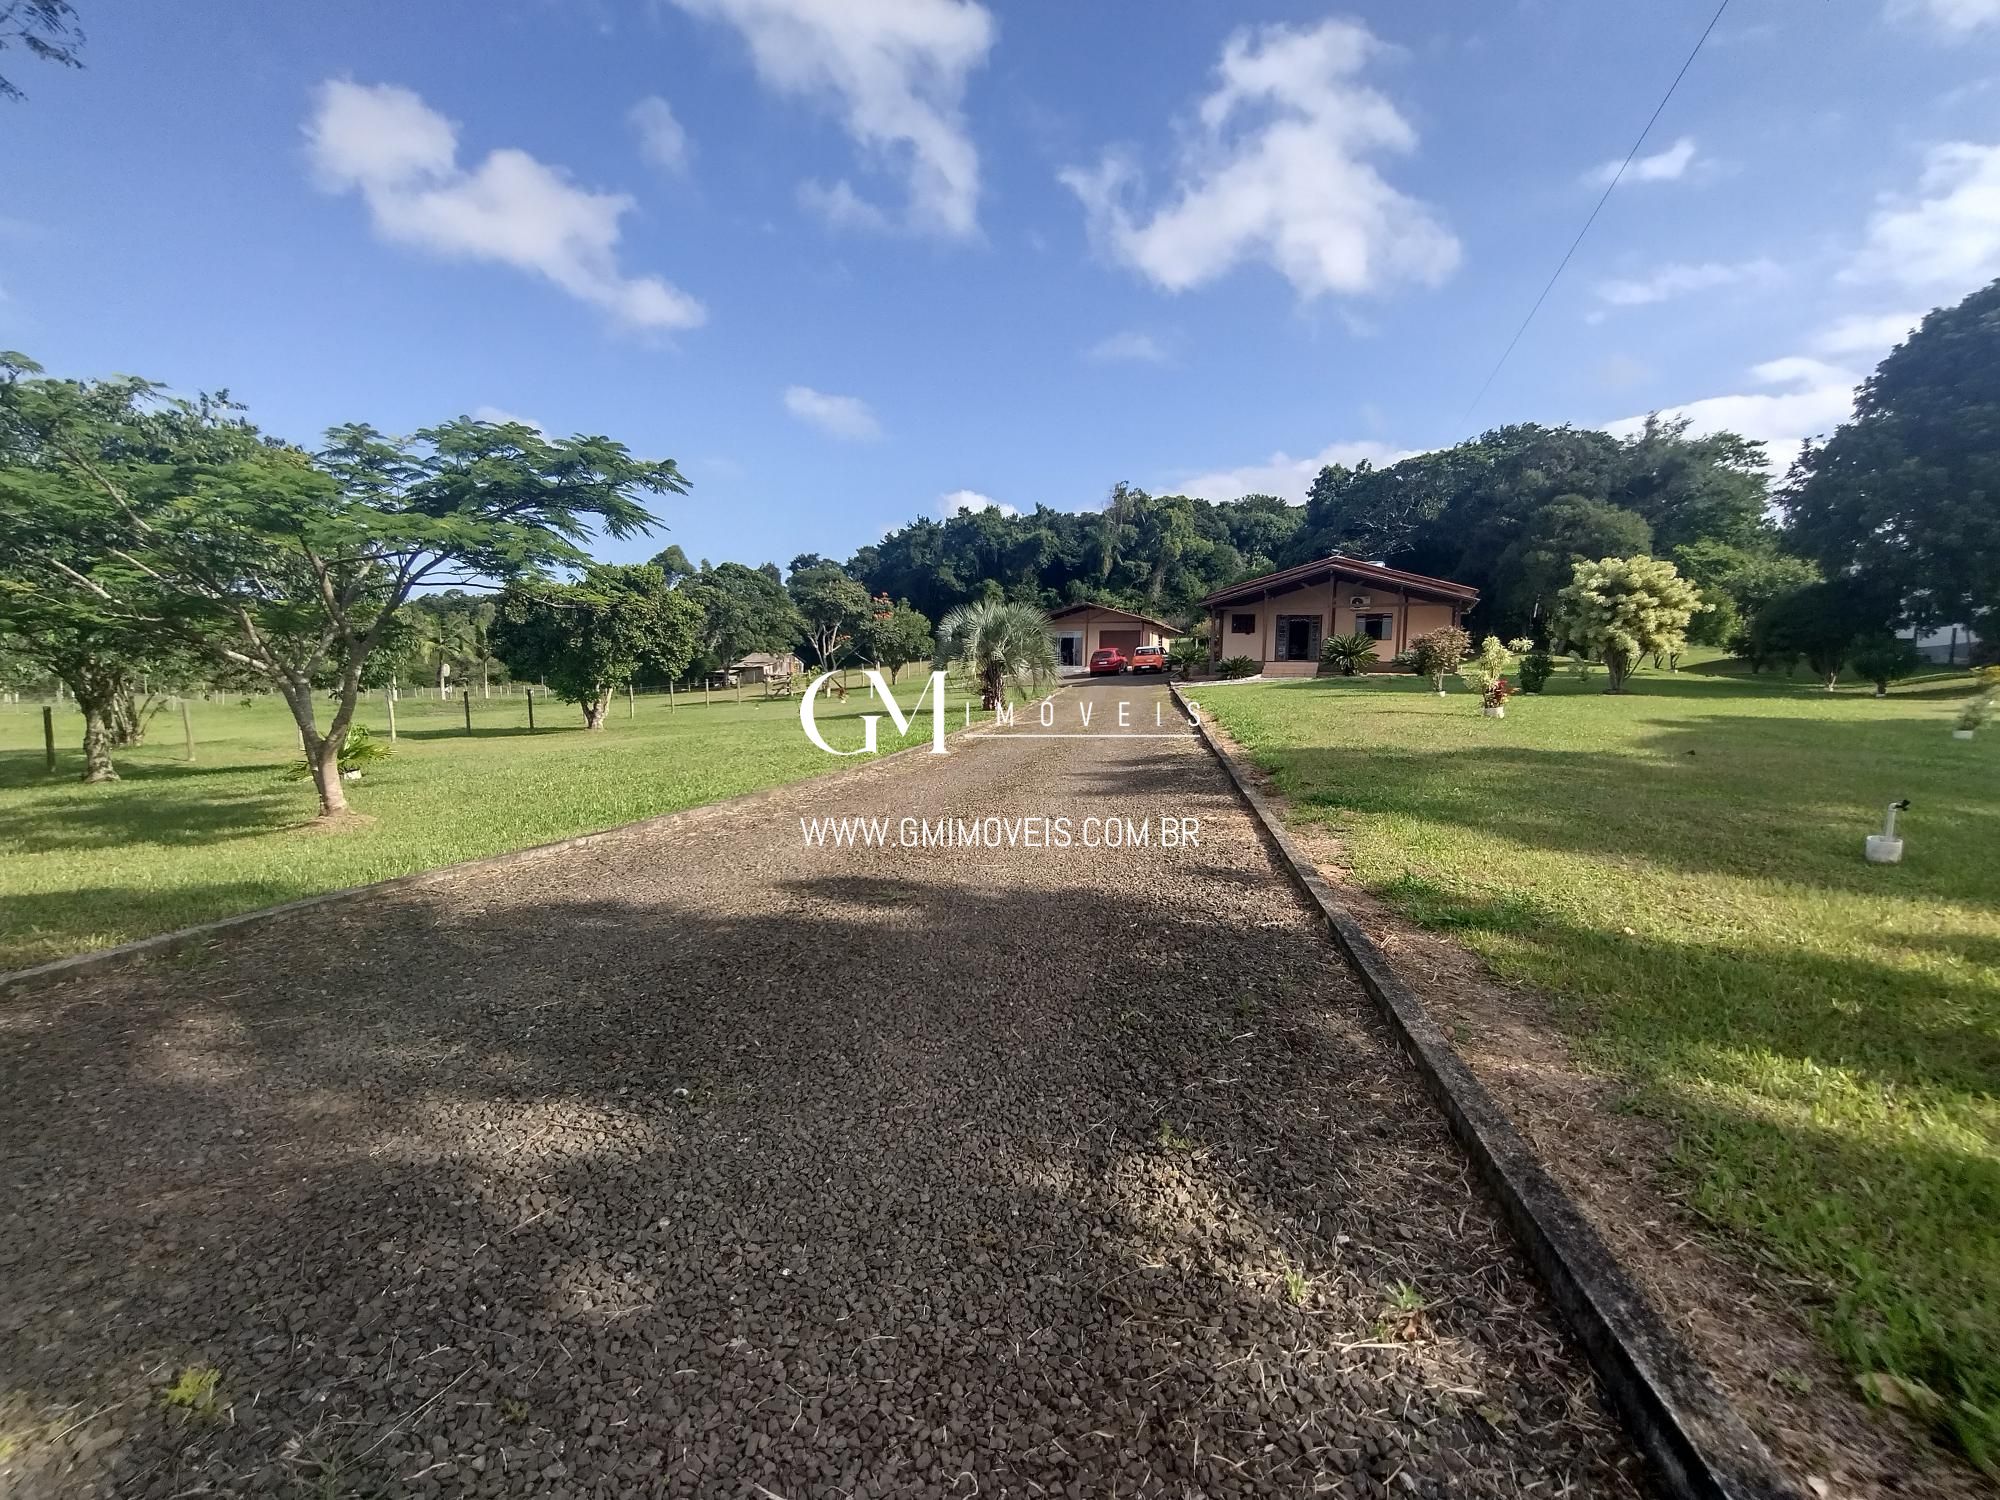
top-left (1491, 495), bottom-right (1652, 635)
top-left (858, 598), bottom-right (933, 682)
top-left (787, 562), bottom-right (872, 667)
top-left (0, 367), bottom-right (683, 816)
top-left (1785, 280), bottom-right (2000, 638)
top-left (492, 564), bottom-right (700, 728)
top-left (674, 560), bottom-right (803, 676)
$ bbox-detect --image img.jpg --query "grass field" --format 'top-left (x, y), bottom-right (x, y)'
top-left (0, 673), bottom-right (967, 972)
top-left (1198, 653), bottom-right (1999, 1469)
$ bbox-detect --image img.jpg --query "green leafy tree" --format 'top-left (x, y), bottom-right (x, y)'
top-left (0, 361), bottom-right (683, 816)
top-left (1671, 539), bottom-right (1821, 647)
top-left (935, 599), bottom-right (1056, 710)
top-left (675, 560), bottom-right (803, 678)
top-left (1493, 495), bottom-right (1652, 634)
top-left (0, 354), bottom-right (207, 780)
top-left (1753, 579), bottom-right (1895, 691)
top-left (492, 564), bottom-right (700, 728)
top-left (788, 562), bottom-right (872, 668)
top-left (858, 599), bottom-right (933, 682)
top-left (1786, 280), bottom-right (2000, 640)
top-left (1549, 555), bottom-right (1704, 693)
top-left (1848, 634), bottom-right (1922, 698)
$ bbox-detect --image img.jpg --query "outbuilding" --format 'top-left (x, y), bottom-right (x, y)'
top-left (1045, 602), bottom-right (1182, 672)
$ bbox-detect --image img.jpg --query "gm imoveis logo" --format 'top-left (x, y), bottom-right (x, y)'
top-left (798, 669), bottom-right (1199, 758)
top-left (798, 669), bottom-right (952, 757)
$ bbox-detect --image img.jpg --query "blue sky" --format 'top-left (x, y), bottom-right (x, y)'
top-left (6, 1), bottom-right (1999, 570)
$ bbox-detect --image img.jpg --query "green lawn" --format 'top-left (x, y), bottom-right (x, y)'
top-left (1197, 654), bottom-right (1999, 1470)
top-left (0, 673), bottom-right (967, 971)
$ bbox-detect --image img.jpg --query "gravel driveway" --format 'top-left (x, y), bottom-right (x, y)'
top-left (1, 680), bottom-right (1638, 1498)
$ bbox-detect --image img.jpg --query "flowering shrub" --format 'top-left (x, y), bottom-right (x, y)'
top-left (1410, 628), bottom-right (1471, 692)
top-left (1483, 677), bottom-right (1514, 710)
top-left (1549, 555), bottom-right (1703, 692)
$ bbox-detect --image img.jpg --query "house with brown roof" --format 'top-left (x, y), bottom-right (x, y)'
top-left (1046, 601), bottom-right (1182, 672)
top-left (1200, 557), bottom-right (1479, 676)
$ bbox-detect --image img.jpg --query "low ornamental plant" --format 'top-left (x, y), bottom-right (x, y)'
top-left (1484, 676), bottom-right (1515, 711)
top-left (1456, 635), bottom-right (1522, 701)
top-left (1320, 632), bottom-right (1377, 676)
top-left (1217, 656), bottom-right (1260, 680)
top-left (1410, 627), bottom-right (1471, 693)
top-left (287, 723), bottom-right (389, 781)
top-left (1958, 691), bottom-right (1995, 733)
top-left (1517, 644), bottom-right (1554, 693)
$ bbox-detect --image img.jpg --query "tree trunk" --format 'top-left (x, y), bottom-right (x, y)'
top-left (279, 676), bottom-right (354, 818)
top-left (582, 690), bottom-right (611, 730)
top-left (80, 703), bottom-right (118, 783)
top-left (60, 665), bottom-right (127, 782)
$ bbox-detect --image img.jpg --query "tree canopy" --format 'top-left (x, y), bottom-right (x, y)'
top-left (492, 564), bottom-right (700, 727)
top-left (1785, 277), bottom-right (2000, 637)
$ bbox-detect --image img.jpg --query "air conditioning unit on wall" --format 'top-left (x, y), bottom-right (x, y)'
top-left (1350, 595), bottom-right (1370, 607)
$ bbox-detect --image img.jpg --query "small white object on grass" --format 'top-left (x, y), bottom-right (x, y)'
top-left (1864, 799), bottom-right (1910, 864)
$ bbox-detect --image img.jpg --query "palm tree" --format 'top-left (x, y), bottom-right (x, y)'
top-left (935, 599), bottom-right (1057, 710)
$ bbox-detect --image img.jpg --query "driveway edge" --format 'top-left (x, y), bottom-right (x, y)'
top-left (0, 721), bottom-right (962, 994)
top-left (1169, 681), bottom-right (1800, 1500)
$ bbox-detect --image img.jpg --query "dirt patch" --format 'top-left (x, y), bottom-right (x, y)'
top-left (1203, 718), bottom-right (1984, 1500)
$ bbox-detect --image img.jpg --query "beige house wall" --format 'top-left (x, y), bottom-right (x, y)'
top-left (1210, 582), bottom-right (1467, 666)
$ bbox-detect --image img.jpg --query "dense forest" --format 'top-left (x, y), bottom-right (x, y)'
top-left (828, 417), bottom-right (1785, 644)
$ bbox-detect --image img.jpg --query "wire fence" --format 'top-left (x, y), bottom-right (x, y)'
top-left (4, 668), bottom-right (966, 768)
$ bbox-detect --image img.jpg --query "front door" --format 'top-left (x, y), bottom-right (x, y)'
top-left (1276, 615), bottom-right (1320, 662)
top-left (1058, 633), bottom-right (1082, 667)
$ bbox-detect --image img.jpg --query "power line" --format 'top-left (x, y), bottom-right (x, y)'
top-left (1462, 0), bottom-right (1733, 423)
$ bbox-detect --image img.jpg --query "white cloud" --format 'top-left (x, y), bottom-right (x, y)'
top-left (306, 81), bottom-right (705, 332)
top-left (1844, 141), bottom-right (2000, 291)
top-left (797, 178), bottom-right (893, 233)
top-left (1605, 356), bottom-right (1859, 475)
top-left (629, 95), bottom-right (691, 174)
top-left (1584, 135), bottom-right (1699, 187)
top-left (1177, 439), bottom-right (1413, 505)
top-left (1593, 258), bottom-right (1781, 307)
top-left (472, 405), bottom-right (544, 431)
top-left (1812, 309), bottom-right (1923, 357)
top-left (1060, 18), bottom-right (1459, 300)
top-left (939, 488), bottom-right (1017, 518)
top-left (784, 384), bottom-right (881, 440)
top-left (1887, 0), bottom-right (2000, 33)
top-left (669, 0), bottom-right (994, 238)
top-left (1084, 330), bottom-right (1168, 364)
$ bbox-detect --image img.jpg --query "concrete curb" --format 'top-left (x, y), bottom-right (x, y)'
top-left (0, 711), bottom-right (967, 995)
top-left (1170, 682), bottom-right (1800, 1500)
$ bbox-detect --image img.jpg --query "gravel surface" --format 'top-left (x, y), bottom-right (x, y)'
top-left (1, 680), bottom-right (1640, 1498)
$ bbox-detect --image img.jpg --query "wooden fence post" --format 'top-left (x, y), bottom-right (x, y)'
top-left (526, 689), bottom-right (536, 731)
top-left (43, 706), bottom-right (56, 773)
top-left (181, 699), bottom-right (195, 762)
top-left (628, 683), bottom-right (635, 719)
top-left (385, 689), bottom-right (397, 743)
top-left (463, 691), bottom-right (473, 736)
